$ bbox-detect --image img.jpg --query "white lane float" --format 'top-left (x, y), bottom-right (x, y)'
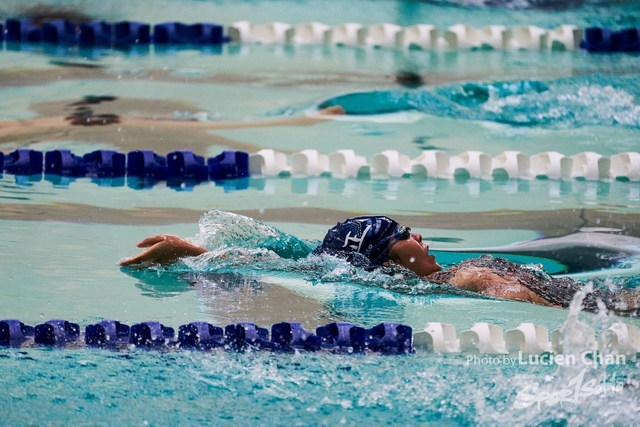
top-left (491, 151), bottom-right (532, 180)
top-left (410, 150), bottom-right (450, 178)
top-left (504, 26), bottom-right (547, 50)
top-left (569, 151), bottom-right (611, 181)
top-left (324, 23), bottom-right (363, 46)
top-left (328, 149), bottom-right (369, 178)
top-left (395, 24), bottom-right (438, 50)
top-left (529, 151), bottom-right (572, 180)
top-left (610, 152), bottom-right (640, 181)
top-left (444, 24), bottom-right (507, 50)
top-left (505, 323), bottom-right (553, 355)
top-left (371, 150), bottom-right (412, 177)
top-left (291, 149), bottom-right (329, 177)
top-left (249, 149), bottom-right (290, 176)
top-left (449, 150), bottom-right (492, 180)
top-left (545, 25), bottom-right (584, 50)
top-left (357, 23), bottom-right (403, 48)
top-left (228, 21), bottom-right (291, 44)
top-left (459, 322), bottom-right (508, 354)
top-left (598, 322), bottom-right (640, 359)
top-left (414, 322), bottom-right (460, 353)
top-left (285, 22), bottom-right (330, 44)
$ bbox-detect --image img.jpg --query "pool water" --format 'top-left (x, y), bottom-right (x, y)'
top-left (1, 0), bottom-right (640, 425)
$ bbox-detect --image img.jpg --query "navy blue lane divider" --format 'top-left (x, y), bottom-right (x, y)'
top-left (3, 149), bottom-right (43, 174)
top-left (179, 322), bottom-right (225, 349)
top-left (45, 150), bottom-right (87, 176)
top-left (317, 322), bottom-right (366, 353)
top-left (34, 319), bottom-right (80, 346)
top-left (79, 21), bottom-right (113, 46)
top-left (580, 27), bottom-right (640, 52)
top-left (2, 318), bottom-right (414, 354)
top-left (0, 152), bottom-right (3, 172)
top-left (130, 321), bottom-right (175, 347)
top-left (620, 28), bottom-right (640, 52)
top-left (153, 22), bottom-right (226, 45)
top-left (83, 150), bottom-right (126, 177)
top-left (41, 20), bottom-right (77, 44)
top-left (114, 21), bottom-right (151, 45)
top-left (225, 323), bottom-right (273, 351)
top-left (0, 319), bottom-right (35, 346)
top-left (271, 322), bottom-right (320, 352)
top-left (167, 150), bottom-right (209, 180)
top-left (6, 19), bottom-right (42, 43)
top-left (208, 150), bottom-right (250, 180)
top-left (4, 18), bottom-right (228, 47)
top-left (366, 323), bottom-right (413, 354)
top-left (127, 150), bottom-right (169, 179)
top-left (0, 23), bottom-right (4, 41)
top-left (85, 320), bottom-right (130, 346)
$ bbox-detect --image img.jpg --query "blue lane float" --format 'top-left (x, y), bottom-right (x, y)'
top-left (34, 319), bottom-right (80, 346)
top-left (208, 150), bottom-right (250, 180)
top-left (1, 318), bottom-right (415, 354)
top-left (153, 22), bottom-right (226, 45)
top-left (114, 21), bottom-right (151, 45)
top-left (178, 322), bottom-right (225, 349)
top-left (41, 20), bottom-right (77, 44)
top-left (85, 320), bottom-right (131, 346)
top-left (3, 149), bottom-right (43, 175)
top-left (0, 319), bottom-right (34, 346)
top-left (83, 150), bottom-right (126, 177)
top-left (580, 27), bottom-right (640, 52)
top-left (167, 150), bottom-right (209, 180)
top-left (45, 150), bottom-right (87, 176)
top-left (6, 19), bottom-right (42, 43)
top-left (79, 21), bottom-right (113, 46)
top-left (317, 322), bottom-right (366, 353)
top-left (620, 28), bottom-right (640, 52)
top-left (130, 321), bottom-right (175, 347)
top-left (225, 322), bottom-right (273, 351)
top-left (271, 322), bottom-right (319, 352)
top-left (127, 150), bottom-right (169, 179)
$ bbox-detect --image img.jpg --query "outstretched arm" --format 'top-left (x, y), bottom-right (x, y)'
top-left (119, 234), bottom-right (208, 267)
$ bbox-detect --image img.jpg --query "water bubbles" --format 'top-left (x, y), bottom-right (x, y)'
top-left (40, 313), bottom-right (44, 318)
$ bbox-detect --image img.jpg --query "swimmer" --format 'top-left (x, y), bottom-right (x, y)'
top-left (120, 215), bottom-right (640, 316)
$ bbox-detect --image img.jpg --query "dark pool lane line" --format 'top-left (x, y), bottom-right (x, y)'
top-left (1, 202), bottom-right (639, 238)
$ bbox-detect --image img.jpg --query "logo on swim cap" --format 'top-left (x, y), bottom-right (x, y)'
top-left (317, 215), bottom-right (409, 266)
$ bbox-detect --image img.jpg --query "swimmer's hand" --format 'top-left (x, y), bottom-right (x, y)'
top-left (316, 106), bottom-right (346, 116)
top-left (119, 234), bottom-right (208, 267)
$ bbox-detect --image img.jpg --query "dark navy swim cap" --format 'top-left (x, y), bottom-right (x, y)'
top-left (315, 216), bottom-right (410, 266)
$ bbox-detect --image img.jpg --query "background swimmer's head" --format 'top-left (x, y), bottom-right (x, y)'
top-left (317, 215), bottom-right (410, 266)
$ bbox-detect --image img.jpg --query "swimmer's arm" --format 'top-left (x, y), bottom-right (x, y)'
top-left (128, 106), bottom-right (346, 129)
top-left (119, 234), bottom-right (208, 267)
top-left (448, 267), bottom-right (558, 307)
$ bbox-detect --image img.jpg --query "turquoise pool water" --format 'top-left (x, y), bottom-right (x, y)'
top-left (2, 0), bottom-right (640, 425)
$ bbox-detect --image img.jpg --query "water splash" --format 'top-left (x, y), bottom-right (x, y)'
top-left (191, 209), bottom-right (316, 260)
top-left (318, 74), bottom-right (640, 129)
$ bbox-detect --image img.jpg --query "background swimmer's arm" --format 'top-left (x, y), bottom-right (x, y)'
top-left (448, 267), bottom-right (558, 307)
top-left (119, 234), bottom-right (208, 267)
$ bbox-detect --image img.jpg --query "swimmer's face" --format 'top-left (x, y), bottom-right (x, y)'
top-left (388, 232), bottom-right (441, 277)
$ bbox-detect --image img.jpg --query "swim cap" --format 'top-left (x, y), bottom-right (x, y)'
top-left (315, 215), bottom-right (410, 266)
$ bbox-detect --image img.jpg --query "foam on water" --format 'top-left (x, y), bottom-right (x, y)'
top-left (319, 74), bottom-right (640, 129)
